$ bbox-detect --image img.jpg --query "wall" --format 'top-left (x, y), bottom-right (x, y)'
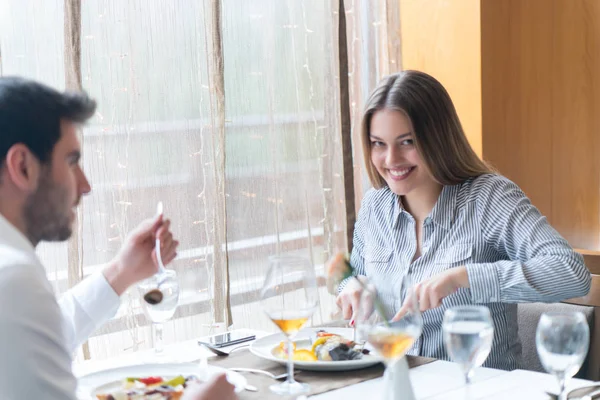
top-left (481, 0), bottom-right (600, 249)
top-left (400, 0), bottom-right (482, 156)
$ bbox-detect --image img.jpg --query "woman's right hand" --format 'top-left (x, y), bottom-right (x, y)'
top-left (335, 275), bottom-right (371, 321)
top-left (182, 374), bottom-right (237, 400)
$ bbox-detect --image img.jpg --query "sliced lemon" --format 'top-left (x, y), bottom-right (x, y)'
top-left (311, 337), bottom-right (329, 354)
top-left (272, 341), bottom-right (297, 359)
top-left (293, 349), bottom-right (318, 361)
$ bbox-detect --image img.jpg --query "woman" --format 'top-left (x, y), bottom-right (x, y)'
top-left (336, 70), bottom-right (590, 370)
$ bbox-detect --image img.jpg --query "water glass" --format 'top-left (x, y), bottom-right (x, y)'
top-left (443, 305), bottom-right (494, 384)
top-left (536, 312), bottom-right (589, 399)
top-left (138, 269), bottom-right (180, 356)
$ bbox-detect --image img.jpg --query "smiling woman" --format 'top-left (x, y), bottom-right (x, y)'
top-left (368, 109), bottom-right (438, 202)
top-left (333, 70), bottom-right (591, 372)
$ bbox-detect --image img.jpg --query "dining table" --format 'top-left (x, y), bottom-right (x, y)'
top-left (74, 327), bottom-right (598, 400)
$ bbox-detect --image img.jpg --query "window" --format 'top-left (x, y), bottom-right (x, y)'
top-left (0, 0), bottom-right (394, 362)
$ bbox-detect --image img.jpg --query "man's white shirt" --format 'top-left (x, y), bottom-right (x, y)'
top-left (0, 214), bottom-right (121, 399)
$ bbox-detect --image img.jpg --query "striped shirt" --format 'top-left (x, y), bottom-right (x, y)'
top-left (346, 173), bottom-right (591, 370)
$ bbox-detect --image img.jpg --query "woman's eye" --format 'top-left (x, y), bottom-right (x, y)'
top-left (371, 141), bottom-right (385, 147)
top-left (401, 139), bottom-right (414, 145)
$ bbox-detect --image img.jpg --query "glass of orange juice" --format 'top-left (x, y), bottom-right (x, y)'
top-left (355, 274), bottom-right (422, 373)
top-left (260, 255), bottom-right (319, 396)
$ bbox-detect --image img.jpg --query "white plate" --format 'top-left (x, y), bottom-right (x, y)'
top-left (249, 327), bottom-right (383, 371)
top-left (77, 362), bottom-right (247, 399)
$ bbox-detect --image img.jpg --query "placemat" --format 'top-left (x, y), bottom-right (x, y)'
top-left (209, 348), bottom-right (435, 399)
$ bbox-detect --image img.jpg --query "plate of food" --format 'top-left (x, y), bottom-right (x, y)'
top-left (76, 362), bottom-right (247, 399)
top-left (249, 327), bottom-right (383, 371)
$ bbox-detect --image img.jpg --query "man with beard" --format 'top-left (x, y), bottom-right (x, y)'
top-left (0, 77), bottom-right (236, 400)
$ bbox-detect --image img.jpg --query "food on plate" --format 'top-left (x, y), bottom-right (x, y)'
top-left (95, 374), bottom-right (198, 400)
top-left (271, 330), bottom-right (367, 362)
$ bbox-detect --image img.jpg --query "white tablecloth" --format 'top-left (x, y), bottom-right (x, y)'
top-left (74, 329), bottom-right (594, 400)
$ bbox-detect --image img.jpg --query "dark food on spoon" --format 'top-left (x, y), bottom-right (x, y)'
top-left (144, 288), bottom-right (163, 305)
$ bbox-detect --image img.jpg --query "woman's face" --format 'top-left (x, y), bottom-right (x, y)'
top-left (369, 109), bottom-right (435, 196)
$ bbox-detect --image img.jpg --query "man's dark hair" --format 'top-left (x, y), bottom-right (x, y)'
top-left (0, 77), bottom-right (96, 165)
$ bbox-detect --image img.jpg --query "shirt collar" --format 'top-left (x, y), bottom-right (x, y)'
top-left (391, 183), bottom-right (460, 230)
top-left (0, 213), bottom-right (37, 256)
top-left (392, 190), bottom-right (403, 228)
top-left (429, 183), bottom-right (460, 230)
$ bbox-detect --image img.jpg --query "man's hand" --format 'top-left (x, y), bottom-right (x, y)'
top-left (393, 266), bottom-right (469, 321)
top-left (103, 214), bottom-right (179, 295)
top-left (182, 374), bottom-right (237, 400)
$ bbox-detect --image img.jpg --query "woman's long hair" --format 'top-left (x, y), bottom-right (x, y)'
top-left (361, 70), bottom-right (493, 189)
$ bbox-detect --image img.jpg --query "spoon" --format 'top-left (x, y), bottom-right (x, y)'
top-left (143, 202), bottom-right (168, 305)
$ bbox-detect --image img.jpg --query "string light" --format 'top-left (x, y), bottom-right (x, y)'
top-left (240, 191), bottom-right (256, 198)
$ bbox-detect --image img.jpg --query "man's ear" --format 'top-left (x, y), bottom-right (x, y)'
top-left (4, 144), bottom-right (41, 192)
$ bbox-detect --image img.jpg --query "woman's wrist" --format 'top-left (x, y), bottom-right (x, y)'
top-left (453, 266), bottom-right (470, 289)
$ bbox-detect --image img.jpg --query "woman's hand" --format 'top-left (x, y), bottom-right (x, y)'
top-left (335, 275), bottom-right (371, 321)
top-left (393, 266), bottom-right (469, 321)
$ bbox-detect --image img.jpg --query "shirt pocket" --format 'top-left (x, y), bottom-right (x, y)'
top-left (365, 244), bottom-right (393, 263)
top-left (436, 243), bottom-right (473, 268)
top-left (364, 244), bottom-right (393, 276)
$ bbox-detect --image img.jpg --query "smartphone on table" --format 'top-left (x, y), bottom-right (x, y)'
top-left (199, 331), bottom-right (256, 348)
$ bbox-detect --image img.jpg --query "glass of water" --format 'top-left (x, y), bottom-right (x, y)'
top-left (443, 305), bottom-right (494, 384)
top-left (536, 312), bottom-right (589, 400)
top-left (138, 269), bottom-right (180, 356)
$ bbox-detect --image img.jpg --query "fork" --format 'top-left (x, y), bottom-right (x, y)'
top-left (228, 367), bottom-right (300, 381)
top-left (547, 384), bottom-right (600, 400)
top-left (582, 388), bottom-right (600, 400)
top-left (198, 342), bottom-right (250, 357)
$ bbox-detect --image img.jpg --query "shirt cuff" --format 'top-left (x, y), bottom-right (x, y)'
top-left (465, 262), bottom-right (501, 303)
top-left (69, 271), bottom-right (121, 323)
top-left (337, 276), bottom-right (354, 294)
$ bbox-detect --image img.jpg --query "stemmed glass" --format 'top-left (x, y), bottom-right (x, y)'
top-left (442, 305), bottom-right (494, 384)
top-left (138, 269), bottom-right (180, 357)
top-left (260, 255), bottom-right (319, 396)
top-left (536, 312), bottom-right (589, 400)
top-left (355, 274), bottom-right (423, 398)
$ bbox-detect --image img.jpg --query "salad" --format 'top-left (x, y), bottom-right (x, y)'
top-left (95, 374), bottom-right (199, 400)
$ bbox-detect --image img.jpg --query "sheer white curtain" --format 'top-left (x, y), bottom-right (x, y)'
top-left (344, 0), bottom-right (403, 201)
top-left (0, 0), bottom-right (401, 362)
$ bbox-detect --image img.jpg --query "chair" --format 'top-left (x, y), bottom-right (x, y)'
top-left (517, 250), bottom-right (600, 380)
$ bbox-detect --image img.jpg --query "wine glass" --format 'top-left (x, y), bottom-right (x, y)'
top-left (443, 305), bottom-right (494, 384)
top-left (536, 312), bottom-right (589, 400)
top-left (355, 274), bottom-right (423, 393)
top-left (260, 255), bottom-right (319, 396)
top-left (138, 269), bottom-right (180, 357)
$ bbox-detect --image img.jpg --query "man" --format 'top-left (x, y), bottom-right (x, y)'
top-left (0, 77), bottom-right (236, 400)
